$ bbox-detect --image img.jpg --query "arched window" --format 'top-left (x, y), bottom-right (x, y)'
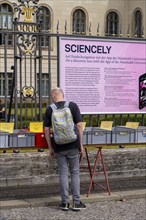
top-left (106, 12), bottom-right (119, 36)
top-left (72, 9), bottom-right (86, 34)
top-left (36, 6), bottom-right (51, 46)
top-left (0, 3), bottom-right (13, 45)
top-left (134, 10), bottom-right (142, 37)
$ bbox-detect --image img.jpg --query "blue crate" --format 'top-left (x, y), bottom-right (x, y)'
top-left (135, 126), bottom-right (146, 143)
top-left (91, 127), bottom-right (112, 144)
top-left (112, 126), bottom-right (135, 144)
top-left (8, 130), bottom-right (35, 148)
top-left (83, 127), bottom-right (92, 145)
top-left (0, 131), bottom-right (9, 148)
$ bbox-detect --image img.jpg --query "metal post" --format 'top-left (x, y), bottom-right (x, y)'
top-left (14, 22), bottom-right (18, 128)
top-left (4, 33), bottom-right (8, 122)
top-left (38, 22), bottom-right (43, 121)
top-left (7, 66), bottom-right (15, 122)
top-left (48, 36), bottom-right (51, 104)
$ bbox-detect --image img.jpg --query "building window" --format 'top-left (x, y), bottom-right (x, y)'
top-left (106, 12), bottom-right (119, 36)
top-left (0, 3), bottom-right (13, 46)
top-left (134, 10), bottom-right (142, 37)
top-left (36, 6), bottom-right (51, 47)
top-left (72, 9), bottom-right (86, 34)
top-left (0, 73), bottom-right (13, 96)
top-left (37, 73), bottom-right (49, 97)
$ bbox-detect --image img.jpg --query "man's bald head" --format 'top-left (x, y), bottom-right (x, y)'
top-left (51, 87), bottom-right (64, 102)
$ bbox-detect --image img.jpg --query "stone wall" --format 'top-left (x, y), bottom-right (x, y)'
top-left (0, 148), bottom-right (145, 191)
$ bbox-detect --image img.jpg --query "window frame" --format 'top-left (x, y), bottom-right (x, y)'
top-left (36, 5), bottom-right (51, 47)
top-left (72, 9), bottom-right (86, 35)
top-left (105, 11), bottom-right (119, 37)
top-left (134, 9), bottom-right (143, 38)
top-left (0, 3), bottom-right (13, 46)
top-left (37, 73), bottom-right (49, 97)
top-left (0, 72), bottom-right (13, 97)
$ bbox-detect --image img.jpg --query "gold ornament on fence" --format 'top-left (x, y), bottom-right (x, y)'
top-left (22, 7), bottom-right (35, 22)
top-left (21, 86), bottom-right (35, 98)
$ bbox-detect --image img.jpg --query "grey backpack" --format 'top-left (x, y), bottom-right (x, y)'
top-left (50, 101), bottom-right (77, 145)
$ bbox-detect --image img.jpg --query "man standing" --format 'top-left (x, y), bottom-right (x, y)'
top-left (44, 87), bottom-right (86, 211)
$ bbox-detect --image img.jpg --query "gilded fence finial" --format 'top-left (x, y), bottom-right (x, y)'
top-left (89, 22), bottom-right (91, 35)
top-left (65, 20), bottom-right (67, 34)
top-left (56, 20), bottom-right (59, 33)
top-left (127, 24), bottom-right (130, 37)
top-left (97, 22), bottom-right (99, 36)
top-left (142, 26), bottom-right (144, 38)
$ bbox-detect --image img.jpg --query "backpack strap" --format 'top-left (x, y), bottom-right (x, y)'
top-left (64, 101), bottom-right (70, 108)
top-left (50, 103), bottom-right (57, 110)
top-left (50, 101), bottom-right (70, 110)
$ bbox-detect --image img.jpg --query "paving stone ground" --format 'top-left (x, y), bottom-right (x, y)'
top-left (0, 198), bottom-right (146, 220)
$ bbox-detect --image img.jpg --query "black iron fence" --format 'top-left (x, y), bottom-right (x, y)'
top-left (0, 29), bottom-right (146, 128)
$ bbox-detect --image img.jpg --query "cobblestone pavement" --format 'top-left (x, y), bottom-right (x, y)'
top-left (0, 198), bottom-right (146, 220)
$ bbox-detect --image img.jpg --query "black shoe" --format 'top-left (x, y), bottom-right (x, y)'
top-left (60, 203), bottom-right (70, 211)
top-left (72, 201), bottom-right (86, 211)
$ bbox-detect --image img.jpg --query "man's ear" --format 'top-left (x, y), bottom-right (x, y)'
top-left (52, 95), bottom-right (56, 102)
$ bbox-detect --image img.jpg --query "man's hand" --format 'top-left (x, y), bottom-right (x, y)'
top-left (44, 127), bottom-right (55, 158)
top-left (80, 145), bottom-right (85, 155)
top-left (49, 148), bottom-right (56, 158)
